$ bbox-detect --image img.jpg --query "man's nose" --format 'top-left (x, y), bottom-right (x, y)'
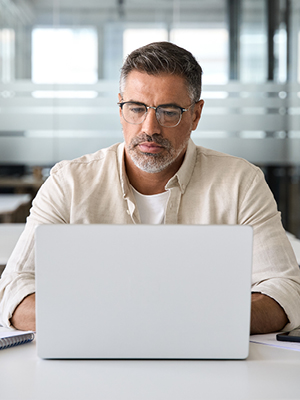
top-left (142, 108), bottom-right (162, 135)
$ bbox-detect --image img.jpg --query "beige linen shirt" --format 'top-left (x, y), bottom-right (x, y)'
top-left (1, 139), bottom-right (300, 329)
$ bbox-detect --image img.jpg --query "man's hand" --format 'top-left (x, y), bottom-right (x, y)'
top-left (250, 292), bottom-right (288, 335)
top-left (9, 292), bottom-right (288, 334)
top-left (10, 293), bottom-right (36, 331)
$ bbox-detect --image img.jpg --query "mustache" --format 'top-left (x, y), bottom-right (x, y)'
top-left (130, 134), bottom-right (172, 149)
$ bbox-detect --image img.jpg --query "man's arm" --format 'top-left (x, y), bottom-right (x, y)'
top-left (10, 293), bottom-right (36, 331)
top-left (9, 292), bottom-right (288, 334)
top-left (250, 292), bottom-right (288, 334)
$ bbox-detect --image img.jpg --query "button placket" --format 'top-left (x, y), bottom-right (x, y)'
top-left (165, 187), bottom-right (181, 224)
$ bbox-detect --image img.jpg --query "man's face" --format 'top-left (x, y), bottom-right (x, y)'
top-left (119, 71), bottom-right (204, 175)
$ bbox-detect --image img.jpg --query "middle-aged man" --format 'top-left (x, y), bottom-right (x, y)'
top-left (1, 42), bottom-right (300, 334)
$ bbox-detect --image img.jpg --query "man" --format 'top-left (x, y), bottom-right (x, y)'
top-left (1, 42), bottom-right (299, 334)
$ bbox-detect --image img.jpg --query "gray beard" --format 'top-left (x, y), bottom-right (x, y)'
top-left (126, 133), bottom-right (189, 174)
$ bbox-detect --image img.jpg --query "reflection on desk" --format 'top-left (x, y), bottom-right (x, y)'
top-left (0, 330), bottom-right (299, 400)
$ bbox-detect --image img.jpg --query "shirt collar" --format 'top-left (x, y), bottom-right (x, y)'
top-left (165, 139), bottom-right (197, 194)
top-left (117, 142), bottom-right (130, 198)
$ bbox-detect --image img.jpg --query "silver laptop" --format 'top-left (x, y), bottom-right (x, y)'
top-left (35, 224), bottom-right (253, 359)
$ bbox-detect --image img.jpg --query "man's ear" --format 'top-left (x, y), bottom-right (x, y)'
top-left (118, 93), bottom-right (123, 118)
top-left (191, 100), bottom-right (204, 131)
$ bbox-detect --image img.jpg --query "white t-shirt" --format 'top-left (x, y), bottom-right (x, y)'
top-left (131, 185), bottom-right (169, 224)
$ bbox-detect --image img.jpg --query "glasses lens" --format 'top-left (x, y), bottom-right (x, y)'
top-left (122, 103), bottom-right (147, 124)
top-left (156, 105), bottom-right (182, 127)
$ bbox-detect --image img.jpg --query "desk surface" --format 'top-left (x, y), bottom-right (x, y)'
top-left (0, 224), bottom-right (25, 265)
top-left (0, 336), bottom-right (299, 400)
top-left (286, 233), bottom-right (300, 265)
top-left (0, 194), bottom-right (31, 214)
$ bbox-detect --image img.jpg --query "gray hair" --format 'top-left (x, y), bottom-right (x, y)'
top-left (119, 41), bottom-right (203, 104)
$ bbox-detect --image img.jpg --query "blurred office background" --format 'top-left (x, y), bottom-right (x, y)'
top-left (0, 0), bottom-right (299, 236)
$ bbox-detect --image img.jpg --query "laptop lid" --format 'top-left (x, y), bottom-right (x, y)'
top-left (35, 224), bottom-right (252, 359)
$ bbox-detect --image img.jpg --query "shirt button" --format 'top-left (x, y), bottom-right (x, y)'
top-left (127, 210), bottom-right (130, 215)
top-left (169, 202), bottom-right (173, 209)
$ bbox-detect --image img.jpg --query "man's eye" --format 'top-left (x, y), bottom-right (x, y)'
top-left (160, 108), bottom-right (180, 117)
top-left (129, 105), bottom-right (145, 114)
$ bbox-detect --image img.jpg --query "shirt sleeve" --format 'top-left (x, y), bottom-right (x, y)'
top-left (238, 167), bottom-right (300, 331)
top-left (0, 168), bottom-right (69, 328)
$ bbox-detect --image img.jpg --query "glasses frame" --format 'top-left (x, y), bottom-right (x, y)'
top-left (118, 101), bottom-right (194, 128)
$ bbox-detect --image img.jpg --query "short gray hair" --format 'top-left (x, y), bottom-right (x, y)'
top-left (120, 41), bottom-right (203, 104)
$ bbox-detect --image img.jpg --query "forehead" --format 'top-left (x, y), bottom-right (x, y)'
top-left (122, 70), bottom-right (190, 104)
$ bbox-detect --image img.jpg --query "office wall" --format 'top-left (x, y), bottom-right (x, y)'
top-left (1, 0), bottom-right (299, 163)
top-left (0, 0), bottom-right (299, 234)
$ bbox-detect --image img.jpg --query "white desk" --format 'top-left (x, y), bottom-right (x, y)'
top-left (286, 232), bottom-right (300, 265)
top-left (0, 228), bottom-right (300, 399)
top-left (0, 194), bottom-right (31, 223)
top-left (0, 336), bottom-right (299, 400)
top-left (0, 224), bottom-right (25, 270)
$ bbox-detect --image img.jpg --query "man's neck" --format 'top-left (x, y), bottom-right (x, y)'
top-left (125, 153), bottom-right (184, 195)
top-left (129, 172), bottom-right (168, 195)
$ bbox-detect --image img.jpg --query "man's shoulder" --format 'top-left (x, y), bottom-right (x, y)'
top-left (50, 142), bottom-right (123, 175)
top-left (194, 144), bottom-right (259, 173)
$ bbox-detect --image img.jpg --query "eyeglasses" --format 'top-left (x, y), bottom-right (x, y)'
top-left (118, 101), bottom-right (193, 128)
